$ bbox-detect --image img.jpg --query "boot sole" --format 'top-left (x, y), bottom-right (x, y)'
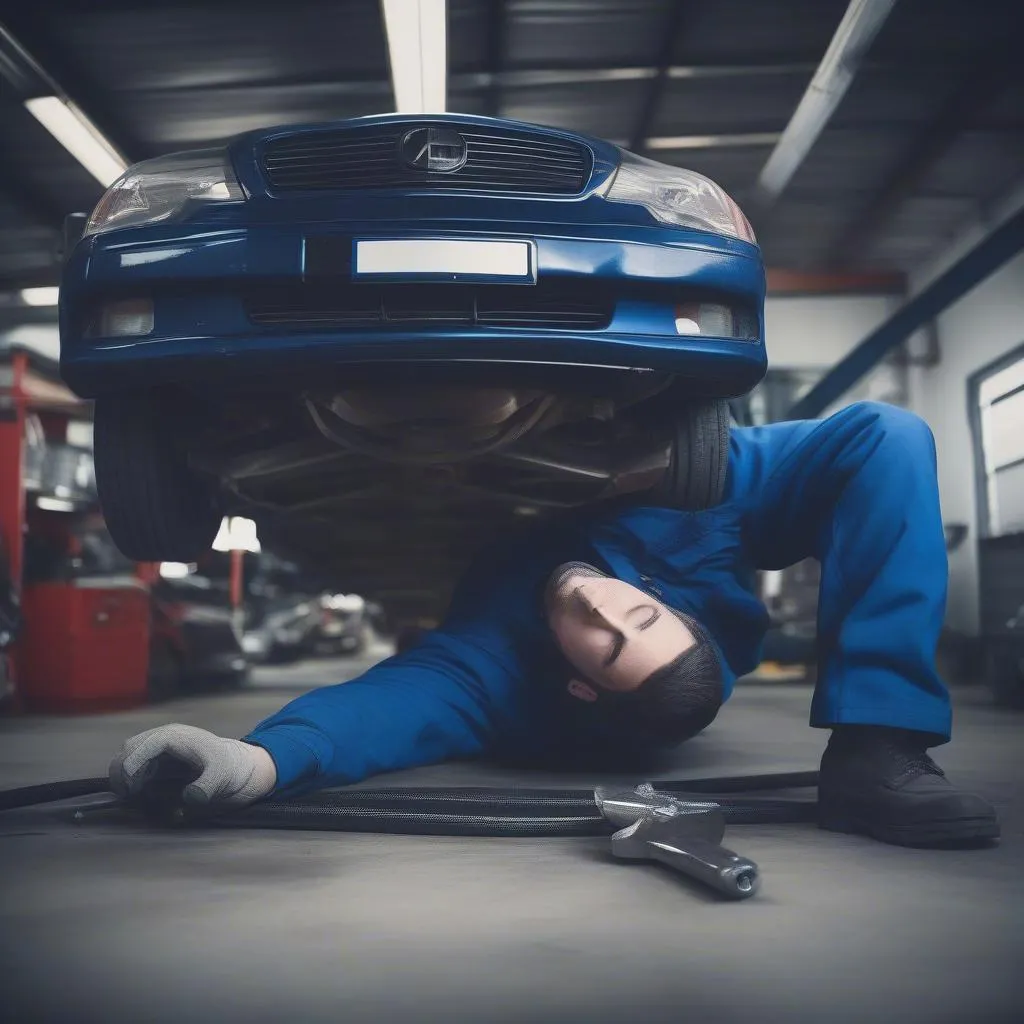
top-left (819, 807), bottom-right (1001, 847)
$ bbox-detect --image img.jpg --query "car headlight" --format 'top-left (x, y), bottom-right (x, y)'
top-left (604, 150), bottom-right (755, 243)
top-left (84, 148), bottom-right (244, 238)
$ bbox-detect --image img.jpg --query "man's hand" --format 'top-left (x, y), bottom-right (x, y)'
top-left (108, 724), bottom-right (278, 808)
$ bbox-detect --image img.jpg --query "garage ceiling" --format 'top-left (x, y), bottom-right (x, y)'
top-left (0, 0), bottom-right (1021, 291)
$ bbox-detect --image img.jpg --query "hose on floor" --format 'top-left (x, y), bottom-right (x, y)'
top-left (0, 770), bottom-right (819, 834)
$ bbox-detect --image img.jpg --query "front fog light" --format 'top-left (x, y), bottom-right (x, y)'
top-left (99, 298), bottom-right (154, 337)
top-left (674, 302), bottom-right (757, 340)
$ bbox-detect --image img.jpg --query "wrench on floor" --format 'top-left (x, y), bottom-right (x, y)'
top-left (594, 783), bottom-right (760, 899)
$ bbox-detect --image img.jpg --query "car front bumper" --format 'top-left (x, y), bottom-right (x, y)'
top-left (60, 216), bottom-right (766, 398)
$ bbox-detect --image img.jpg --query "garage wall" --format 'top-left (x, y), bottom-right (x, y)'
top-left (908, 247), bottom-right (1024, 635)
top-left (764, 294), bottom-right (898, 369)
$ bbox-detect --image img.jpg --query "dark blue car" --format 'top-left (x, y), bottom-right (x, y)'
top-left (59, 114), bottom-right (766, 591)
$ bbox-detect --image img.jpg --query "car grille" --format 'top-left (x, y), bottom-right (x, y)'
top-left (260, 124), bottom-right (591, 195)
top-left (245, 282), bottom-right (612, 330)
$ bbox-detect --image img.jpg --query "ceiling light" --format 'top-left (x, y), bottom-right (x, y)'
top-left (24, 95), bottom-right (128, 187)
top-left (380, 0), bottom-right (447, 113)
top-left (20, 286), bottom-right (59, 306)
top-left (213, 516), bottom-right (262, 553)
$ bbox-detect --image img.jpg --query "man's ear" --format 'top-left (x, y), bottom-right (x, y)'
top-left (567, 679), bottom-right (599, 703)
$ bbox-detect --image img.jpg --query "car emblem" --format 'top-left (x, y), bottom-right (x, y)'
top-left (399, 127), bottom-right (468, 173)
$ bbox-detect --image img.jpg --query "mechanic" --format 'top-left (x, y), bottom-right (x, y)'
top-left (110, 401), bottom-right (1000, 848)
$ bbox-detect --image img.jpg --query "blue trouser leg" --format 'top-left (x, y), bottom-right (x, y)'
top-left (735, 402), bottom-right (952, 743)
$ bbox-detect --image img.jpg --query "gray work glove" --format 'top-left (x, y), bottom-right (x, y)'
top-left (109, 724), bottom-right (278, 808)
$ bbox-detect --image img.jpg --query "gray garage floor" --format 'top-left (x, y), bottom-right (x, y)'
top-left (1, 652), bottom-right (1021, 1024)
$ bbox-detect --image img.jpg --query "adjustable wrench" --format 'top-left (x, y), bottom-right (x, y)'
top-left (594, 783), bottom-right (760, 899)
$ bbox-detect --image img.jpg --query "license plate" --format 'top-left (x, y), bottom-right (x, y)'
top-left (353, 238), bottom-right (535, 284)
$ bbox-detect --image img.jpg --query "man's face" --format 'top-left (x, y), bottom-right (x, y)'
top-left (545, 564), bottom-right (696, 696)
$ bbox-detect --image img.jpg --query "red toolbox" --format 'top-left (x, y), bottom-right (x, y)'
top-left (19, 578), bottom-right (150, 712)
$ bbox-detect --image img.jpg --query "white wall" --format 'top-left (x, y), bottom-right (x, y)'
top-left (764, 294), bottom-right (897, 368)
top-left (908, 248), bottom-right (1024, 634)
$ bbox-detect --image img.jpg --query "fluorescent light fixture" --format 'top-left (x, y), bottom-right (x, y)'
top-left (381, 0), bottom-right (447, 113)
top-left (24, 95), bottom-right (128, 187)
top-left (753, 0), bottom-right (897, 207)
top-left (20, 286), bottom-right (59, 306)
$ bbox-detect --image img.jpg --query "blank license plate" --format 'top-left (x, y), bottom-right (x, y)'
top-left (353, 239), bottom-right (535, 283)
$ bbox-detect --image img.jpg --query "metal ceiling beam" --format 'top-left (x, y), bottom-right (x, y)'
top-left (752, 0), bottom-right (898, 210)
top-left (0, 304), bottom-right (59, 330)
top-left (483, 0), bottom-right (506, 118)
top-left (787, 204), bottom-right (1024, 420)
top-left (138, 61), bottom-right (821, 96)
top-left (0, 157), bottom-right (63, 229)
top-left (766, 269), bottom-right (906, 296)
top-left (0, 13), bottom-right (139, 161)
top-left (827, 51), bottom-right (1020, 268)
top-left (643, 132), bottom-right (780, 150)
top-left (0, 266), bottom-right (67, 291)
top-left (629, 0), bottom-right (689, 153)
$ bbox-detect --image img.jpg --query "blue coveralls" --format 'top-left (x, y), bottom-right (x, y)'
top-left (246, 402), bottom-right (951, 797)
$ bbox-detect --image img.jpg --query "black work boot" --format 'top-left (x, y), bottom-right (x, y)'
top-left (818, 726), bottom-right (1000, 847)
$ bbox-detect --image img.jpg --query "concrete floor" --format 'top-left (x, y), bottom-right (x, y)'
top-left (0, 653), bottom-right (1021, 1024)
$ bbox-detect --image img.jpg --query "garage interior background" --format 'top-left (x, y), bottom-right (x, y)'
top-left (0, 0), bottom-right (1022, 709)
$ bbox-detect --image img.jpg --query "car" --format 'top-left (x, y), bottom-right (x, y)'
top-left (59, 114), bottom-right (766, 617)
top-left (241, 593), bottom-right (324, 664)
top-left (149, 572), bottom-right (249, 700)
top-left (311, 594), bottom-right (368, 656)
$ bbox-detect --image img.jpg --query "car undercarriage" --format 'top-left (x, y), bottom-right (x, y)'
top-left (176, 365), bottom-right (729, 620)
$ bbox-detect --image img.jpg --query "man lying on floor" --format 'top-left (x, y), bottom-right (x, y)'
top-left (110, 401), bottom-right (1000, 848)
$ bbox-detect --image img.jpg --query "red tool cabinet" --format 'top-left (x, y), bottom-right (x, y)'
top-left (18, 578), bottom-right (150, 712)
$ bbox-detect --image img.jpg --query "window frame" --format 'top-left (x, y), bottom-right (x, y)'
top-left (968, 341), bottom-right (1024, 540)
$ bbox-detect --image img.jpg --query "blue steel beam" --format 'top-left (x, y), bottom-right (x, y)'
top-left (787, 204), bottom-right (1024, 420)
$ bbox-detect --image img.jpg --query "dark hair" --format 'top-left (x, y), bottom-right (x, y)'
top-left (629, 641), bottom-right (724, 742)
top-left (584, 614), bottom-right (724, 746)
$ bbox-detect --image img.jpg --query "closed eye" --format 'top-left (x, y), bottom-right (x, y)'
top-left (633, 606), bottom-right (661, 631)
top-left (603, 608), bottom-right (660, 666)
top-left (603, 632), bottom-right (626, 668)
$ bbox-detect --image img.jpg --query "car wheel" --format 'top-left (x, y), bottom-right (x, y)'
top-left (658, 399), bottom-right (730, 510)
top-left (94, 394), bottom-right (222, 562)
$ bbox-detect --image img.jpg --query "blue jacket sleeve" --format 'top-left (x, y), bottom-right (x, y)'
top-left (243, 626), bottom-right (524, 795)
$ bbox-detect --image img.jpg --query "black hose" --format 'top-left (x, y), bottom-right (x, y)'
top-left (0, 771), bottom-right (820, 833)
top-left (0, 777), bottom-right (110, 811)
top-left (211, 789), bottom-right (816, 835)
top-left (653, 770), bottom-right (819, 793)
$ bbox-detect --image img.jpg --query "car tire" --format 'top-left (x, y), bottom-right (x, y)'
top-left (93, 394), bottom-right (222, 562)
top-left (659, 399), bottom-right (731, 510)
